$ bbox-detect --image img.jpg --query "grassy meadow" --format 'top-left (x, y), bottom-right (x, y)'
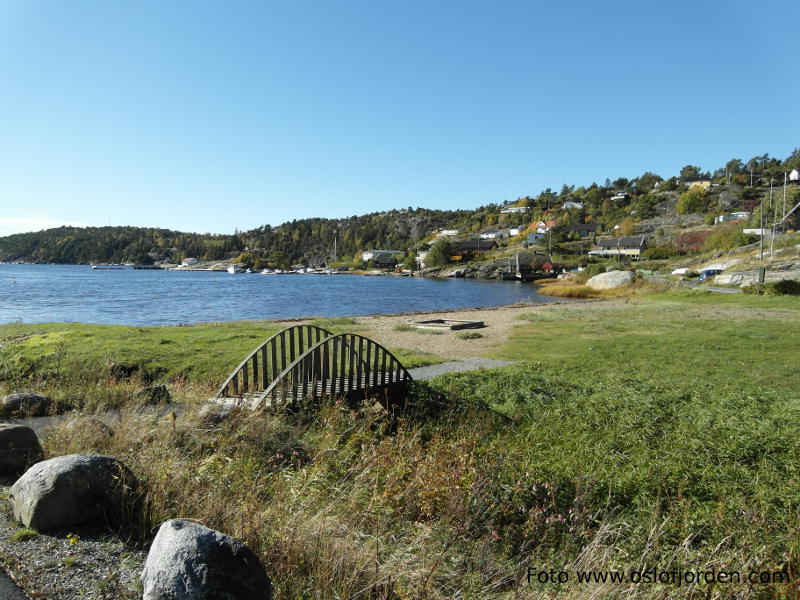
top-left (1, 291), bottom-right (800, 598)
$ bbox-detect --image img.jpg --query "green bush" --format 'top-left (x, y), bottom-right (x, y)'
top-left (457, 331), bottom-right (484, 340)
top-left (702, 226), bottom-right (757, 253)
top-left (743, 280), bottom-right (800, 296)
top-left (641, 246), bottom-right (684, 260)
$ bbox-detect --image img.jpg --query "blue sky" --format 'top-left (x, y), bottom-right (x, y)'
top-left (0, 0), bottom-right (797, 236)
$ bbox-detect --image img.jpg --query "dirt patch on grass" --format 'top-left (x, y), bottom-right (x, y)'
top-left (341, 301), bottom-right (599, 360)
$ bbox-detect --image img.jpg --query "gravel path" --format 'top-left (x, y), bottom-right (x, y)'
top-left (408, 358), bottom-right (515, 380)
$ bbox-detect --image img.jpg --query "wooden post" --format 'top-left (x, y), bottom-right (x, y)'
top-left (261, 348), bottom-right (268, 388)
top-left (271, 338), bottom-right (278, 383)
top-left (330, 339), bottom-right (338, 395)
top-left (252, 355), bottom-right (259, 391)
top-left (279, 331), bottom-right (286, 372)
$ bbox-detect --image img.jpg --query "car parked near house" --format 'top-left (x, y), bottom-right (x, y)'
top-left (699, 269), bottom-right (723, 281)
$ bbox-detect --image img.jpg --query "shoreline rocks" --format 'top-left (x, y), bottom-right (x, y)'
top-left (587, 270), bottom-right (635, 290)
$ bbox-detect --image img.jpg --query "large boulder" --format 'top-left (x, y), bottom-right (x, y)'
top-left (587, 270), bottom-right (635, 290)
top-left (9, 454), bottom-right (139, 531)
top-left (1, 393), bottom-right (52, 417)
top-left (0, 424), bottom-right (43, 474)
top-left (141, 519), bottom-right (271, 600)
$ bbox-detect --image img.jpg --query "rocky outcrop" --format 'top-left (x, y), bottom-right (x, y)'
top-left (587, 270), bottom-right (635, 290)
top-left (10, 454), bottom-right (139, 531)
top-left (141, 519), bottom-right (271, 600)
top-left (1, 393), bottom-right (52, 417)
top-left (0, 424), bottom-right (43, 474)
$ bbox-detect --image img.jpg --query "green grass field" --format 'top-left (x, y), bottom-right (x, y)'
top-left (2, 291), bottom-right (800, 598)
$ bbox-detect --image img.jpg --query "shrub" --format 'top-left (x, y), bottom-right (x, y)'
top-left (743, 280), bottom-right (800, 296)
top-left (674, 230), bottom-right (713, 252)
top-left (641, 246), bottom-right (684, 260)
top-left (457, 331), bottom-right (484, 340)
top-left (676, 187), bottom-right (709, 214)
top-left (702, 226), bottom-right (757, 253)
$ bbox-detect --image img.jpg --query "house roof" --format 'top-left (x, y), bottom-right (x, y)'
top-left (536, 220), bottom-right (557, 228)
top-left (563, 223), bottom-right (600, 233)
top-left (597, 236), bottom-right (645, 247)
top-left (458, 240), bottom-right (498, 251)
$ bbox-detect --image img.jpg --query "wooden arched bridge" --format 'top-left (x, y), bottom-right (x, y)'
top-left (215, 325), bottom-right (413, 410)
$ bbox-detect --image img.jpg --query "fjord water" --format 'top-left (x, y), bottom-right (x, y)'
top-left (0, 265), bottom-right (557, 326)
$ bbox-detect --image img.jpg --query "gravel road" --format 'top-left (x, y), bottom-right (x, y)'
top-left (408, 358), bottom-right (515, 380)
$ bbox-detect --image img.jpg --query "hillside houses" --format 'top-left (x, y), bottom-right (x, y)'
top-left (590, 236), bottom-right (647, 258)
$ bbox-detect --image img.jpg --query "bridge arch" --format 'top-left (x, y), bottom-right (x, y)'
top-left (216, 326), bottom-right (413, 411)
top-left (215, 324), bottom-right (332, 400)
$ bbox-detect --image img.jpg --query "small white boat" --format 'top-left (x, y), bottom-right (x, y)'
top-left (245, 268), bottom-right (253, 274)
top-left (260, 268), bottom-right (273, 274)
top-left (227, 265), bottom-right (241, 274)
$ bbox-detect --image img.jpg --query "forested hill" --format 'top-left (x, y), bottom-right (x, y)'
top-left (3, 148), bottom-right (799, 267)
top-left (0, 208), bottom-right (470, 266)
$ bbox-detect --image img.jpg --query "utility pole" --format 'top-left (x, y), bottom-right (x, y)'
top-left (760, 192), bottom-right (764, 262)
top-left (769, 179), bottom-right (776, 258)
top-left (783, 172), bottom-right (788, 233)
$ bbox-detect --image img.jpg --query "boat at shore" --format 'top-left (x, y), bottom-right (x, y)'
top-left (91, 264), bottom-right (129, 270)
top-left (227, 265), bottom-right (241, 274)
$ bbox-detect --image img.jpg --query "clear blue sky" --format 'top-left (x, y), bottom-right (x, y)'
top-left (1, 0), bottom-right (797, 236)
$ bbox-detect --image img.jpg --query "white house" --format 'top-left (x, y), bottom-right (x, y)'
top-left (507, 226), bottom-right (523, 236)
top-left (500, 206), bottom-right (530, 214)
top-left (361, 249), bottom-right (403, 262)
top-left (790, 169), bottom-right (799, 182)
top-left (480, 229), bottom-right (504, 239)
top-left (714, 212), bottom-right (751, 224)
top-left (610, 192), bottom-right (628, 201)
top-left (562, 201), bottom-right (584, 210)
top-left (415, 250), bottom-right (430, 269)
top-left (437, 229), bottom-right (460, 237)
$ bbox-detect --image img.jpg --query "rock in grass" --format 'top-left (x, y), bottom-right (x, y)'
top-left (10, 454), bottom-right (139, 531)
top-left (64, 418), bottom-right (114, 441)
top-left (587, 270), bottom-right (635, 290)
top-left (135, 384), bottom-right (171, 405)
top-left (141, 519), bottom-right (271, 600)
top-left (0, 424), bottom-right (43, 474)
top-left (1, 393), bottom-right (52, 417)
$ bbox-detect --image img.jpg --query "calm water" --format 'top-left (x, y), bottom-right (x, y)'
top-left (0, 265), bottom-right (558, 326)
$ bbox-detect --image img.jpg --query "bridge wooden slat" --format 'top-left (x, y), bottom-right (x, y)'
top-left (356, 336), bottom-right (364, 397)
top-left (364, 341), bottom-right (372, 394)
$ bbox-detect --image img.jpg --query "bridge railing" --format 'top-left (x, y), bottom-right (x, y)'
top-left (253, 332), bottom-right (412, 410)
top-left (215, 324), bottom-right (332, 399)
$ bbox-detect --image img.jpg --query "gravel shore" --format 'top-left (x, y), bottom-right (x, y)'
top-left (0, 481), bottom-right (145, 599)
